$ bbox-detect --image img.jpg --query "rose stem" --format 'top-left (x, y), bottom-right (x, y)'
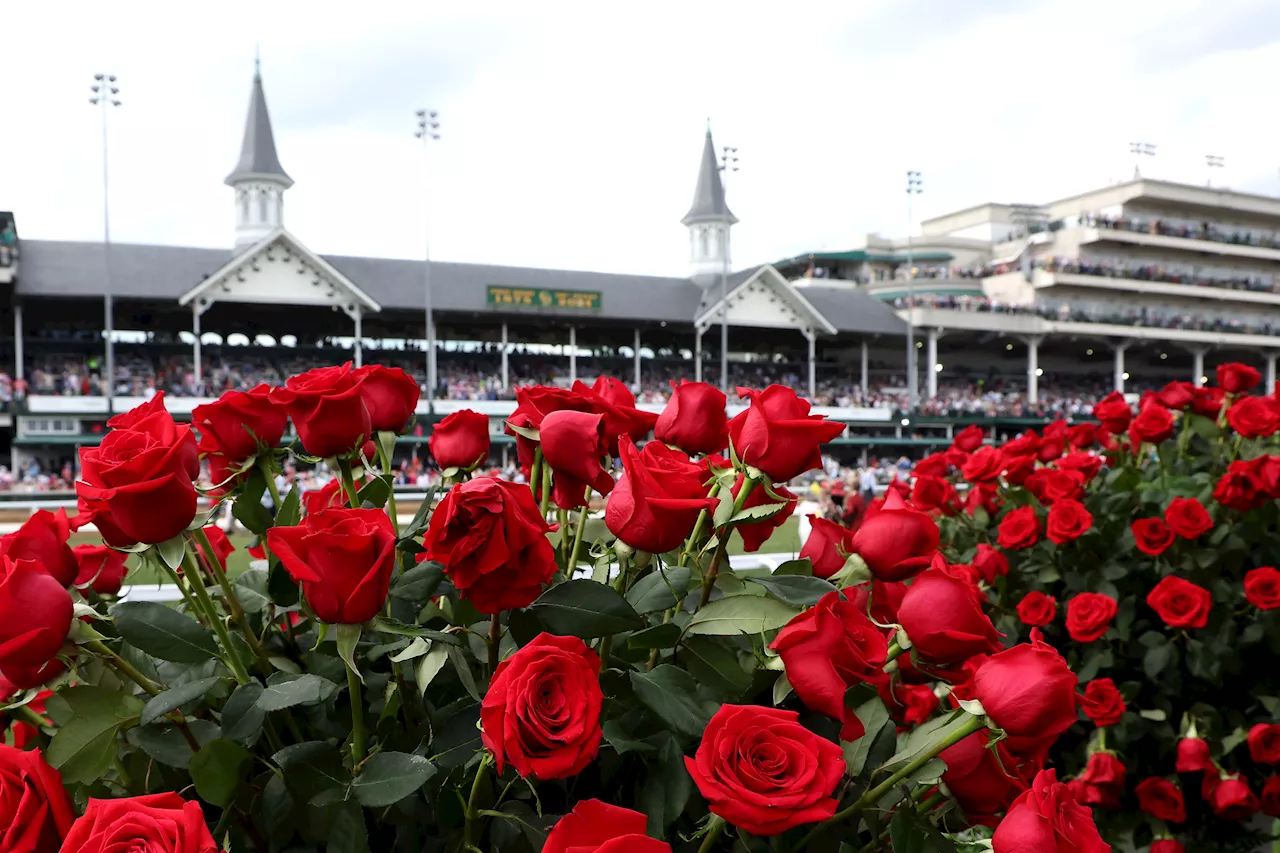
top-left (487, 616), bottom-right (501, 675)
top-left (696, 478), bottom-right (757, 610)
top-left (696, 815), bottom-right (726, 853)
top-left (85, 639), bottom-right (204, 752)
top-left (347, 660), bottom-right (368, 766)
top-left (337, 457), bottom-right (362, 508)
top-left (154, 558), bottom-right (211, 628)
top-left (855, 791), bottom-right (946, 853)
top-left (189, 529), bottom-right (274, 677)
top-left (179, 548), bottom-right (253, 685)
top-left (463, 754), bottom-right (492, 851)
top-left (568, 488), bottom-right (592, 572)
top-left (376, 437), bottom-right (401, 536)
top-left (539, 461), bottom-right (553, 518)
top-left (528, 448), bottom-right (544, 505)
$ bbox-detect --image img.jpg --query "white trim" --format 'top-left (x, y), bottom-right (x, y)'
top-left (695, 265), bottom-right (838, 335)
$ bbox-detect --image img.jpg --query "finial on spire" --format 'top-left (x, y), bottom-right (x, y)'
top-left (254, 44), bottom-right (261, 79)
top-left (706, 116), bottom-right (711, 135)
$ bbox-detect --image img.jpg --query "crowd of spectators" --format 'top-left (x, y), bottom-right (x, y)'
top-left (1031, 256), bottom-right (1277, 293)
top-left (1080, 211), bottom-right (1280, 251)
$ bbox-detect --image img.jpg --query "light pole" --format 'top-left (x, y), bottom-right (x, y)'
top-left (905, 170), bottom-right (922, 409)
top-left (1129, 142), bottom-right (1156, 179)
top-left (415, 109), bottom-right (441, 401)
top-left (718, 145), bottom-right (738, 393)
top-left (1206, 154), bottom-right (1225, 188)
top-left (90, 73), bottom-right (121, 409)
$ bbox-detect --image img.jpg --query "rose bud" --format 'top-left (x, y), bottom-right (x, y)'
top-left (1092, 390), bottom-right (1133, 434)
top-left (1175, 737), bottom-right (1212, 773)
top-left (992, 769), bottom-right (1110, 853)
top-left (1074, 751), bottom-right (1125, 809)
top-left (849, 489), bottom-right (939, 581)
top-left (428, 409), bottom-right (491, 472)
top-left (71, 544), bottom-right (129, 596)
top-left (540, 410), bottom-right (615, 509)
top-left (605, 437), bottom-right (717, 555)
top-left (799, 516), bottom-right (855, 579)
top-left (972, 543), bottom-right (1009, 584)
top-left (1129, 401), bottom-right (1175, 446)
top-left (972, 628), bottom-right (1078, 739)
top-left (727, 385), bottom-right (846, 483)
top-left (940, 730), bottom-right (1032, 824)
top-left (1136, 777), bottom-right (1186, 823)
top-left (353, 364), bottom-right (421, 433)
top-left (270, 363), bottom-right (371, 458)
top-left (543, 799), bottom-right (672, 853)
top-left (654, 380), bottom-right (729, 456)
top-left (896, 557), bottom-right (1001, 665)
top-left (953, 423), bottom-right (986, 453)
top-left (1204, 772), bottom-right (1260, 820)
top-left (191, 384), bottom-right (287, 462)
top-left (0, 556), bottom-right (73, 678)
top-left (58, 792), bottom-right (218, 853)
top-left (1218, 361), bottom-right (1261, 394)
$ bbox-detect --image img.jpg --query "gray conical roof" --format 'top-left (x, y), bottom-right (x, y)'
top-left (225, 65), bottom-right (293, 188)
top-left (682, 128), bottom-right (736, 225)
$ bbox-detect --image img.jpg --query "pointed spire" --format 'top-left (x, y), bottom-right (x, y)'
top-left (225, 60), bottom-right (292, 188)
top-left (682, 124), bottom-right (735, 225)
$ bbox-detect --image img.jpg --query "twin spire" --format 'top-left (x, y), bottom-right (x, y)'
top-left (225, 57), bottom-right (292, 189)
top-left (682, 124), bottom-right (736, 225)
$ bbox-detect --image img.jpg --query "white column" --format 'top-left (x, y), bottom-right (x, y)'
top-left (1192, 347), bottom-right (1206, 387)
top-left (1026, 336), bottom-right (1040, 404)
top-left (12, 303), bottom-right (22, 385)
top-left (695, 329), bottom-right (703, 383)
top-left (1113, 343), bottom-right (1128, 393)
top-left (633, 328), bottom-right (642, 390)
top-left (860, 339), bottom-right (869, 393)
top-left (926, 329), bottom-right (939, 400)
top-left (1267, 353), bottom-right (1277, 393)
top-left (568, 326), bottom-right (577, 383)
top-left (353, 309), bottom-right (363, 368)
top-left (501, 322), bottom-right (510, 391)
top-left (192, 305), bottom-right (202, 388)
top-left (806, 329), bottom-right (816, 399)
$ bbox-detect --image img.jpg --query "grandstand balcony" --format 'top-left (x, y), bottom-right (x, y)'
top-left (1076, 225), bottom-right (1280, 264)
top-left (1032, 269), bottom-right (1280, 307)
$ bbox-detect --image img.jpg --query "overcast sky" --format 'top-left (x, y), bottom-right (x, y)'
top-left (3, 0), bottom-right (1280, 277)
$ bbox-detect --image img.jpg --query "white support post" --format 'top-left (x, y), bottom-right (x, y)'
top-left (926, 329), bottom-right (939, 400)
top-left (1192, 347), bottom-right (1206, 387)
top-left (695, 328), bottom-right (703, 383)
top-left (1267, 353), bottom-right (1277, 393)
top-left (1114, 343), bottom-right (1128, 393)
top-left (501, 322), bottom-right (510, 391)
top-left (860, 339), bottom-right (869, 393)
top-left (12, 303), bottom-right (22, 385)
top-left (633, 328), bottom-right (642, 390)
top-left (1026, 336), bottom-right (1040, 404)
top-left (569, 326), bottom-right (577, 383)
top-left (806, 329), bottom-right (816, 399)
top-left (353, 309), bottom-right (363, 368)
top-left (192, 305), bottom-right (202, 388)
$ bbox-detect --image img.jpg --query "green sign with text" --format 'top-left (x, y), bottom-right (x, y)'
top-left (486, 286), bottom-right (602, 311)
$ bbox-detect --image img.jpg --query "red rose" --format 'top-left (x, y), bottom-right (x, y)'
top-left (654, 380), bottom-right (728, 455)
top-left (1176, 737), bottom-right (1212, 773)
top-left (71, 544), bottom-right (128, 596)
top-left (0, 556), bottom-right (73, 679)
top-left (1002, 430), bottom-right (1042, 457)
top-left (1215, 462), bottom-right (1268, 511)
top-left (1226, 395), bottom-right (1280, 438)
top-left (1251, 454), bottom-right (1280, 496)
top-left (267, 507), bottom-right (396, 624)
top-left (482, 633), bottom-right (602, 780)
top-left (191, 384), bottom-right (287, 463)
top-left (965, 482), bottom-right (1001, 517)
top-left (504, 386), bottom-right (588, 478)
top-left (1151, 841), bottom-right (1184, 853)
top-left (1146, 575), bottom-right (1212, 629)
top-left (1044, 419), bottom-right (1069, 441)
top-left (1064, 592), bottom-right (1116, 642)
top-left (914, 452), bottom-right (952, 478)
top-left (960, 446), bottom-right (1004, 483)
top-left (897, 560), bottom-right (1001, 665)
top-left (847, 579), bottom-right (907, 625)
top-left (422, 476), bottom-right (556, 613)
top-left (997, 506), bottom-right (1040, 550)
top-left (0, 509), bottom-right (78, 587)
top-left (270, 363), bottom-right (371, 458)
top-left (1093, 391), bottom-right (1132, 434)
top-left (0, 742), bottom-right (75, 851)
top-left (1002, 453), bottom-right (1036, 487)
top-left (1017, 591), bottom-right (1057, 627)
top-left (684, 704), bottom-right (844, 836)
top-left (543, 799), bottom-right (671, 853)
top-left (993, 769), bottom-right (1110, 853)
top-left (303, 479), bottom-right (347, 515)
top-left (941, 730), bottom-right (1032, 824)
top-left (1024, 468), bottom-right (1084, 505)
top-left (973, 629), bottom-right (1078, 738)
top-left (1245, 567), bottom-right (1280, 609)
top-left (1219, 362), bottom-right (1261, 394)
top-left (910, 475), bottom-right (955, 513)
top-left (1204, 772), bottom-right (1260, 819)
top-left (1046, 498), bottom-right (1092, 545)
top-left (1135, 777), bottom-right (1185, 823)
top-left (1080, 678), bottom-right (1125, 726)
top-left (572, 377), bottom-right (659, 456)
top-left (1056, 452), bottom-right (1103, 482)
top-left (58, 792), bottom-right (217, 853)
top-left (194, 525), bottom-right (234, 572)
top-left (799, 516), bottom-right (854, 579)
top-left (540, 410), bottom-right (615, 509)
top-left (1076, 752), bottom-right (1125, 809)
top-left (428, 409), bottom-right (491, 472)
top-left (76, 394), bottom-right (200, 547)
top-left (727, 386), bottom-right (846, 483)
top-left (1068, 423), bottom-right (1102, 449)
top-left (1130, 401), bottom-right (1175, 446)
top-left (606, 436), bottom-right (717, 555)
top-left (770, 591), bottom-right (888, 740)
top-left (1249, 723), bottom-right (1280, 764)
top-left (895, 682), bottom-right (939, 726)
top-left (954, 424), bottom-right (985, 452)
top-left (1191, 385), bottom-right (1227, 417)
top-left (1156, 381), bottom-right (1196, 410)
top-left (351, 364), bottom-right (420, 433)
top-left (849, 489), bottom-right (939, 581)
top-left (1164, 497), bottom-right (1212, 539)
top-left (730, 478), bottom-right (796, 553)
top-left (1262, 776), bottom-right (1280, 818)
top-left (1132, 518), bottom-right (1174, 556)
top-left (972, 543), bottom-right (1009, 584)
top-left (1038, 438), bottom-right (1065, 463)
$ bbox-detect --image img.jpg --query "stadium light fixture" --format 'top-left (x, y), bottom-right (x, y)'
top-left (1129, 141), bottom-right (1156, 179)
top-left (415, 108), bottom-right (442, 399)
top-left (1006, 343), bottom-right (1014, 351)
top-left (905, 170), bottom-right (923, 409)
top-left (1086, 348), bottom-right (1094, 356)
top-left (718, 144), bottom-right (739, 394)
top-left (1123, 372), bottom-right (1131, 381)
top-left (89, 73), bottom-right (122, 410)
top-left (1035, 368), bottom-right (1044, 377)
top-left (1206, 154), bottom-right (1225, 187)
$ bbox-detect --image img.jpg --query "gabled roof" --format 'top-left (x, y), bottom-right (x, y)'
top-left (682, 128), bottom-right (736, 225)
top-left (225, 66), bottom-right (292, 188)
top-left (695, 265), bottom-right (838, 335)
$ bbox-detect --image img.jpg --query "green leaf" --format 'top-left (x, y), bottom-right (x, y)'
top-left (273, 741), bottom-right (350, 804)
top-left (524, 579), bottom-right (645, 638)
top-left (773, 559), bottom-right (814, 576)
top-left (390, 561), bottom-right (446, 605)
top-left (747, 574), bottom-right (837, 607)
top-left (1223, 726), bottom-right (1249, 756)
top-left (629, 665), bottom-right (711, 737)
top-left (327, 801), bottom-right (370, 853)
top-left (189, 738), bottom-right (253, 807)
top-left (357, 475), bottom-right (393, 510)
top-left (1144, 641), bottom-right (1176, 681)
top-left (140, 676), bottom-right (226, 726)
top-left (221, 682), bottom-right (267, 746)
top-left (46, 687), bottom-right (145, 785)
top-left (773, 671), bottom-right (794, 705)
top-left (402, 486), bottom-right (438, 538)
top-left (336, 623), bottom-right (363, 684)
top-left (627, 623), bottom-right (682, 649)
top-left (389, 637), bottom-right (431, 663)
top-left (878, 709), bottom-right (972, 776)
top-left (127, 719), bottom-right (219, 769)
top-left (602, 720), bottom-right (657, 755)
top-left (447, 647), bottom-right (481, 702)
top-left (233, 467), bottom-right (274, 534)
top-left (638, 733), bottom-right (692, 834)
top-left (261, 774), bottom-right (294, 840)
top-left (681, 635), bottom-right (752, 695)
top-left (256, 673), bottom-right (340, 712)
top-left (268, 562), bottom-right (300, 607)
top-left (370, 617), bottom-right (463, 645)
top-left (890, 807), bottom-right (929, 853)
top-left (626, 566), bottom-right (692, 613)
top-left (843, 697), bottom-right (892, 777)
top-left (111, 601), bottom-right (220, 663)
top-left (684, 595), bottom-right (801, 637)
top-left (415, 644), bottom-right (450, 696)
top-left (727, 502), bottom-right (791, 526)
top-left (156, 535), bottom-right (187, 571)
top-left (233, 568), bottom-right (271, 614)
top-left (276, 481), bottom-right (302, 528)
top-left (349, 751), bottom-right (437, 808)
